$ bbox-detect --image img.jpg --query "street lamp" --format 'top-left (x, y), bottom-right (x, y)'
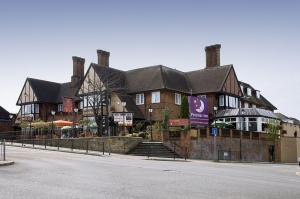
top-left (73, 108), bottom-right (79, 138)
top-left (121, 101), bottom-right (126, 135)
top-left (239, 108), bottom-right (245, 161)
top-left (51, 110), bottom-right (55, 139)
top-left (29, 114), bottom-right (34, 139)
top-left (148, 108), bottom-right (153, 141)
top-left (213, 106), bottom-right (218, 127)
top-left (9, 114), bottom-right (13, 131)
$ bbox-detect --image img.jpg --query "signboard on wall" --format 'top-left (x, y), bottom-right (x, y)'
top-left (188, 96), bottom-right (209, 126)
top-left (63, 97), bottom-right (73, 113)
top-left (168, 119), bottom-right (189, 126)
top-left (112, 112), bottom-right (133, 126)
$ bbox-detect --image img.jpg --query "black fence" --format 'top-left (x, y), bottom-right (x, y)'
top-left (218, 150), bottom-right (240, 161)
top-left (8, 139), bottom-right (111, 156)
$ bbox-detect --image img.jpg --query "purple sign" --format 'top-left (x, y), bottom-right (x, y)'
top-left (188, 96), bottom-right (209, 126)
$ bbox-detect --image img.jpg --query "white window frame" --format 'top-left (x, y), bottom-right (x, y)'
top-left (175, 93), bottom-right (181, 105)
top-left (136, 93), bottom-right (145, 105)
top-left (151, 91), bottom-right (160, 103)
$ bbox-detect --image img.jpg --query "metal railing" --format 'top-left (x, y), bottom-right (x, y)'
top-left (7, 139), bottom-right (110, 156)
top-left (0, 139), bottom-right (6, 161)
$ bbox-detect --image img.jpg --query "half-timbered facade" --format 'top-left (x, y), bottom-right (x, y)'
top-left (16, 56), bottom-right (85, 123)
top-left (77, 45), bottom-right (247, 126)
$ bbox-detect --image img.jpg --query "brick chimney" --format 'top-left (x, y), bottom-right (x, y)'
top-left (97, 50), bottom-right (110, 67)
top-left (205, 44), bottom-right (221, 68)
top-left (71, 56), bottom-right (85, 87)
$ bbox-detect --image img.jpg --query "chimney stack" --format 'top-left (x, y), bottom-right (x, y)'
top-left (71, 56), bottom-right (85, 87)
top-left (97, 50), bottom-right (110, 67)
top-left (205, 44), bottom-right (221, 68)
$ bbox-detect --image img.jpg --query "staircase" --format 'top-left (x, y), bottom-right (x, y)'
top-left (129, 142), bottom-right (181, 158)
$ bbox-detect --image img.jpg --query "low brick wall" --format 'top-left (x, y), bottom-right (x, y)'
top-left (163, 129), bottom-right (282, 162)
top-left (19, 137), bottom-right (142, 154)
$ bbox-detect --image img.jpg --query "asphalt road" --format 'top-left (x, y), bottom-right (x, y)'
top-left (1, 146), bottom-right (300, 199)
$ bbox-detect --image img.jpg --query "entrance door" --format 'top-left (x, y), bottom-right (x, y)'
top-left (268, 145), bottom-right (275, 162)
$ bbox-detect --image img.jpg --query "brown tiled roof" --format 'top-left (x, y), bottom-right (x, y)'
top-left (0, 106), bottom-right (10, 121)
top-left (185, 65), bottom-right (232, 94)
top-left (23, 78), bottom-right (80, 104)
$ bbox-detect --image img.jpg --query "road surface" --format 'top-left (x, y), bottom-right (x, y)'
top-left (1, 146), bottom-right (300, 199)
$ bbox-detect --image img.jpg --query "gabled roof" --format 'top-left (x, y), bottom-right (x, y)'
top-left (0, 106), bottom-right (10, 121)
top-left (239, 81), bottom-right (277, 110)
top-left (185, 65), bottom-right (232, 94)
top-left (18, 78), bottom-right (80, 104)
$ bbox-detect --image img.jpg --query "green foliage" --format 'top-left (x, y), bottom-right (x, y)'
top-left (78, 118), bottom-right (92, 128)
top-left (20, 121), bottom-right (29, 129)
top-left (266, 119), bottom-right (281, 141)
top-left (161, 108), bottom-right (170, 130)
top-left (180, 96), bottom-right (189, 119)
top-left (132, 121), bottom-right (145, 133)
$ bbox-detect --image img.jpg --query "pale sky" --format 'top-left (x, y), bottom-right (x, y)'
top-left (0, 0), bottom-right (299, 119)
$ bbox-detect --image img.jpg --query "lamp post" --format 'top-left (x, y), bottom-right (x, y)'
top-left (239, 108), bottom-right (245, 161)
top-left (121, 101), bottom-right (126, 135)
top-left (148, 108), bottom-right (153, 141)
top-left (9, 114), bottom-right (13, 131)
top-left (51, 110), bottom-right (55, 139)
top-left (213, 106), bottom-right (218, 160)
top-left (73, 108), bottom-right (78, 138)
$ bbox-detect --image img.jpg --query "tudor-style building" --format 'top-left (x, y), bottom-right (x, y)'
top-left (16, 56), bottom-right (85, 123)
top-left (78, 45), bottom-right (243, 129)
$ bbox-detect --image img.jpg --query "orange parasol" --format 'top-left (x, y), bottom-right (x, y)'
top-left (54, 120), bottom-right (74, 127)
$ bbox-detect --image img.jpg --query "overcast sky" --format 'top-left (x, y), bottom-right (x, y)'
top-left (0, 0), bottom-right (299, 118)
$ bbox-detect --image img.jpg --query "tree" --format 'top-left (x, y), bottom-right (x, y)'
top-left (79, 67), bottom-right (125, 136)
top-left (180, 96), bottom-right (189, 119)
top-left (265, 119), bottom-right (281, 141)
top-left (161, 108), bottom-right (170, 131)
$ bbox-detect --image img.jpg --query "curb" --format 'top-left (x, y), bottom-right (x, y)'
top-left (0, 161), bottom-right (14, 167)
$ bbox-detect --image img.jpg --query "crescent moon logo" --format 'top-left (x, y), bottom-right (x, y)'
top-left (196, 99), bottom-right (205, 113)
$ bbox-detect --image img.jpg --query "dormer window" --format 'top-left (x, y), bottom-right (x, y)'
top-left (256, 91), bottom-right (260, 99)
top-left (247, 88), bottom-right (252, 96)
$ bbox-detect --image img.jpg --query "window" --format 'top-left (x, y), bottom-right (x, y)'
top-left (35, 104), bottom-right (39, 114)
top-left (240, 85), bottom-right (244, 94)
top-left (244, 102), bottom-right (249, 108)
top-left (219, 95), bottom-right (224, 106)
top-left (136, 93), bottom-right (144, 105)
top-left (199, 95), bottom-right (206, 98)
top-left (151, 91), bottom-right (160, 103)
top-left (252, 104), bottom-right (256, 108)
top-left (247, 88), bottom-right (252, 96)
top-left (79, 101), bottom-right (83, 109)
top-left (58, 104), bottom-right (63, 112)
top-left (175, 93), bottom-right (181, 105)
top-left (256, 91), bottom-right (260, 99)
top-left (24, 104), bottom-right (32, 114)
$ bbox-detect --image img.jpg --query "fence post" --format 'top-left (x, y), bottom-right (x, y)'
top-left (71, 139), bottom-right (74, 151)
top-left (44, 139), bottom-right (47, 149)
top-left (86, 140), bottom-right (89, 154)
top-left (102, 142), bottom-right (104, 155)
top-left (57, 139), bottom-right (60, 151)
top-left (33, 139), bottom-right (35, 148)
top-left (3, 139), bottom-right (6, 161)
top-left (185, 147), bottom-right (187, 161)
top-left (173, 144), bottom-right (176, 160)
top-left (22, 139), bottom-right (24, 147)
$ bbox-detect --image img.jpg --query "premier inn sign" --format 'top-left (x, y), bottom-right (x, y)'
top-left (188, 96), bottom-right (209, 126)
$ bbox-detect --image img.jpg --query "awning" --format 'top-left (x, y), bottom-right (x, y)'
top-left (54, 120), bottom-right (73, 127)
